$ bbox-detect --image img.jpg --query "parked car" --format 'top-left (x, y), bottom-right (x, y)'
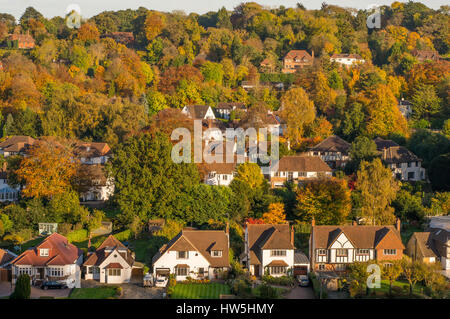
top-left (154, 276), bottom-right (168, 288)
top-left (143, 273), bottom-right (154, 287)
top-left (41, 281), bottom-right (68, 290)
top-left (297, 275), bottom-right (310, 287)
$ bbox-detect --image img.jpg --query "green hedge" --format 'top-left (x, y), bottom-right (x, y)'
top-left (309, 273), bottom-right (327, 299)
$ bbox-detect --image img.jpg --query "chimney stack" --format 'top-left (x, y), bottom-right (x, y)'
top-left (291, 225), bottom-right (294, 245)
top-left (226, 222), bottom-right (229, 235)
top-left (352, 220), bottom-right (357, 226)
top-left (311, 217), bottom-right (315, 227)
top-left (311, 50), bottom-right (315, 59)
top-left (396, 218), bottom-right (401, 232)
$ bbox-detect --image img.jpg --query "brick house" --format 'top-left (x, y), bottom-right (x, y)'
top-left (10, 233), bottom-right (83, 288)
top-left (242, 223), bottom-right (296, 277)
top-left (411, 49), bottom-right (441, 62)
top-left (0, 136), bottom-right (36, 157)
top-left (309, 219), bottom-right (404, 273)
top-left (308, 135), bottom-right (351, 169)
top-left (269, 156), bottom-right (332, 188)
top-left (406, 232), bottom-right (440, 265)
top-left (282, 50), bottom-right (314, 73)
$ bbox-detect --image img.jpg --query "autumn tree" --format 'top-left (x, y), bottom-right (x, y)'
top-left (262, 203), bottom-right (286, 224)
top-left (400, 256), bottom-right (427, 296)
top-left (15, 139), bottom-right (78, 198)
top-left (77, 22), bottom-right (100, 42)
top-left (295, 178), bottom-right (351, 225)
top-left (355, 158), bottom-right (399, 225)
top-left (381, 260), bottom-right (403, 296)
top-left (144, 11), bottom-right (166, 42)
top-left (280, 88), bottom-right (316, 145)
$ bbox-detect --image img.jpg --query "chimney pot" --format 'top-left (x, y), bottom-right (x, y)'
top-left (396, 218), bottom-right (401, 232)
top-left (291, 225), bottom-right (294, 245)
top-left (226, 222), bottom-right (229, 235)
top-left (352, 220), bottom-right (357, 226)
top-left (311, 218), bottom-right (315, 227)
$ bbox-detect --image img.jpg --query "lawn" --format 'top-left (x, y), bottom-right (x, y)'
top-left (69, 287), bottom-right (119, 299)
top-left (171, 283), bottom-right (231, 299)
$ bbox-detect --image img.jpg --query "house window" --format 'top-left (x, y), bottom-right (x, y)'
top-left (198, 268), bottom-right (205, 276)
top-left (176, 267), bottom-right (189, 276)
top-left (396, 163), bottom-right (401, 168)
top-left (88, 266), bottom-right (100, 274)
top-left (318, 264), bottom-right (325, 271)
top-left (384, 249), bottom-right (396, 256)
top-left (271, 250), bottom-right (287, 257)
top-left (17, 267), bottom-right (32, 276)
top-left (407, 162), bottom-right (411, 168)
top-left (48, 267), bottom-right (64, 277)
top-left (336, 249), bottom-right (348, 257)
top-left (357, 249), bottom-right (369, 255)
top-left (408, 172), bottom-right (415, 180)
top-left (288, 172), bottom-right (293, 181)
top-left (223, 175), bottom-right (228, 181)
top-left (177, 251), bottom-right (189, 259)
top-left (318, 249), bottom-right (327, 256)
top-left (211, 250), bottom-right (222, 257)
top-left (335, 264), bottom-right (346, 271)
top-left (108, 268), bottom-right (121, 276)
top-left (383, 263), bottom-right (393, 268)
top-left (298, 172), bottom-right (307, 177)
top-left (40, 249), bottom-right (49, 257)
top-left (270, 266), bottom-right (287, 275)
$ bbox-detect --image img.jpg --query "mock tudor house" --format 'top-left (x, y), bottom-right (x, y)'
top-left (282, 50), bottom-right (314, 73)
top-left (310, 220), bottom-right (405, 273)
top-left (203, 161), bottom-right (237, 186)
top-left (10, 233), bottom-right (83, 288)
top-left (269, 156), bottom-right (332, 188)
top-left (0, 136), bottom-right (36, 158)
top-left (83, 235), bottom-right (136, 284)
top-left (330, 53), bottom-right (365, 67)
top-left (374, 137), bottom-right (426, 181)
top-left (152, 229), bottom-right (230, 281)
top-left (182, 105), bottom-right (216, 120)
top-left (242, 223), bottom-right (296, 277)
top-left (73, 142), bottom-right (112, 165)
top-left (308, 135), bottom-right (351, 169)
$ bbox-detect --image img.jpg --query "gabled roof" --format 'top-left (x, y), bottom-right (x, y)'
top-left (275, 156), bottom-right (332, 173)
top-left (312, 225), bottom-right (404, 250)
top-left (83, 235), bottom-right (134, 267)
top-left (11, 233), bottom-right (82, 266)
top-left (0, 136), bottom-right (35, 153)
top-left (73, 141), bottom-right (112, 158)
top-left (153, 229), bottom-right (229, 267)
top-left (247, 224), bottom-right (295, 265)
top-left (284, 50), bottom-right (312, 61)
top-left (183, 105), bottom-right (213, 120)
top-left (0, 249), bottom-right (16, 267)
top-left (374, 137), bottom-right (399, 150)
top-left (409, 232), bottom-right (439, 258)
top-left (382, 146), bottom-right (421, 164)
top-left (309, 135), bottom-right (351, 154)
top-left (411, 49), bottom-right (440, 61)
top-left (216, 102), bottom-right (246, 110)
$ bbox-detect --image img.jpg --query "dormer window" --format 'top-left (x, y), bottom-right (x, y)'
top-left (177, 251), bottom-right (188, 259)
top-left (271, 250), bottom-right (286, 257)
top-left (211, 250), bottom-right (222, 258)
top-left (40, 249), bottom-right (49, 257)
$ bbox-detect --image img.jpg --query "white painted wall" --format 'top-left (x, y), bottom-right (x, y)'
top-left (153, 250), bottom-right (212, 281)
top-left (261, 249), bottom-right (294, 277)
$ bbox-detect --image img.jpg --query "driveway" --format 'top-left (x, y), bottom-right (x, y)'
top-left (0, 282), bottom-right (71, 299)
top-left (81, 280), bottom-right (164, 299)
top-left (285, 286), bottom-right (315, 299)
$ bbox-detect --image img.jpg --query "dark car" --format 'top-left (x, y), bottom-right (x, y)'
top-left (41, 281), bottom-right (68, 290)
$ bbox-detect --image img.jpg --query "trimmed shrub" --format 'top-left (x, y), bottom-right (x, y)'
top-left (10, 274), bottom-right (31, 299)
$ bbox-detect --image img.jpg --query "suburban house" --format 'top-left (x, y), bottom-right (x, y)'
top-left (421, 216), bottom-right (450, 271)
top-left (202, 160), bottom-right (237, 186)
top-left (242, 223), bottom-right (296, 277)
top-left (83, 235), bottom-right (137, 284)
top-left (406, 232), bottom-right (440, 265)
top-left (152, 228), bottom-right (230, 281)
top-left (308, 135), bottom-right (351, 169)
top-left (269, 156), bottom-right (332, 188)
top-left (330, 53), bottom-right (365, 66)
top-left (0, 249), bottom-right (16, 282)
top-left (282, 50), bottom-right (314, 73)
top-left (215, 102), bottom-right (246, 120)
top-left (0, 135), bottom-right (35, 157)
top-left (260, 58), bottom-right (276, 73)
top-left (10, 233), bottom-right (83, 288)
top-left (264, 112), bottom-right (287, 137)
top-left (309, 219), bottom-right (404, 273)
top-left (102, 32), bottom-right (135, 45)
top-left (182, 105), bottom-right (216, 120)
top-left (0, 164), bottom-right (20, 202)
top-left (411, 49), bottom-right (441, 62)
top-left (374, 137), bottom-right (426, 181)
top-left (73, 142), bottom-right (114, 201)
top-left (7, 32), bottom-right (35, 49)
top-left (398, 98), bottom-right (413, 119)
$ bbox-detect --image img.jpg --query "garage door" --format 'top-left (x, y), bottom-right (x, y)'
top-left (294, 266), bottom-right (308, 276)
top-left (0, 269), bottom-right (11, 282)
top-left (155, 268), bottom-right (170, 277)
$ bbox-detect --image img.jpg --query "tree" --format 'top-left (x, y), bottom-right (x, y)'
top-left (110, 131), bottom-right (200, 225)
top-left (233, 163), bottom-right (265, 189)
top-left (345, 136), bottom-right (378, 173)
top-left (144, 11), bottom-right (166, 42)
top-left (355, 159), bottom-right (399, 225)
top-left (216, 7), bottom-right (232, 29)
top-left (347, 262), bottom-right (370, 297)
top-left (77, 22), bottom-right (100, 42)
top-left (262, 203), bottom-right (286, 224)
top-left (428, 153), bottom-right (450, 191)
top-left (15, 139), bottom-right (78, 198)
top-left (381, 260), bottom-right (403, 296)
top-left (10, 274), bottom-right (31, 299)
top-left (280, 88), bottom-right (316, 145)
top-left (411, 84), bottom-right (442, 122)
top-left (400, 256), bottom-right (426, 295)
top-left (295, 178), bottom-right (351, 225)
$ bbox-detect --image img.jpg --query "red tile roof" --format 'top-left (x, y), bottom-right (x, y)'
top-left (105, 262), bottom-right (123, 269)
top-left (11, 233), bottom-right (82, 266)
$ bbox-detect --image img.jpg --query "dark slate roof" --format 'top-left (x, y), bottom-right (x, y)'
top-left (309, 135), bottom-right (351, 154)
top-left (294, 250), bottom-right (309, 265)
top-left (184, 105), bottom-right (212, 120)
top-left (410, 232), bottom-right (439, 258)
top-left (374, 137), bottom-right (399, 150)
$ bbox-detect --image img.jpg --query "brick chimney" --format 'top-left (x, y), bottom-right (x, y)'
top-left (352, 220), bottom-right (357, 226)
top-left (311, 218), bottom-right (315, 227)
top-left (396, 218), bottom-right (401, 232)
top-left (226, 222), bottom-right (229, 235)
top-left (291, 225), bottom-right (294, 245)
top-left (311, 50), bottom-right (315, 59)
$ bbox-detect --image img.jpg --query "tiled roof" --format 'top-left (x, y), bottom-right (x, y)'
top-left (83, 235), bottom-right (134, 267)
top-left (312, 225), bottom-right (404, 250)
top-left (11, 233), bottom-right (82, 266)
top-left (374, 137), bottom-right (399, 150)
top-left (0, 249), bottom-right (15, 267)
top-left (284, 50), bottom-right (312, 61)
top-left (184, 105), bottom-right (212, 120)
top-left (216, 102), bottom-right (246, 110)
top-left (275, 156), bottom-right (332, 172)
top-left (105, 263), bottom-right (123, 269)
top-left (381, 146), bottom-right (421, 164)
top-left (410, 232), bottom-right (439, 258)
top-left (411, 49), bottom-right (440, 61)
top-left (0, 136), bottom-right (35, 153)
top-left (267, 260), bottom-right (289, 267)
top-left (247, 224), bottom-right (295, 265)
top-left (73, 141), bottom-right (112, 158)
top-left (309, 135), bottom-right (351, 154)
top-left (153, 229), bottom-right (229, 267)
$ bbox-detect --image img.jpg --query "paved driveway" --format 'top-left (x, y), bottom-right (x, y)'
top-left (0, 282), bottom-right (71, 299)
top-left (285, 286), bottom-right (315, 299)
top-left (81, 280), bottom-right (164, 299)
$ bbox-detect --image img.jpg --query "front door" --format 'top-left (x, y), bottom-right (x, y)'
top-left (253, 265), bottom-right (260, 277)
